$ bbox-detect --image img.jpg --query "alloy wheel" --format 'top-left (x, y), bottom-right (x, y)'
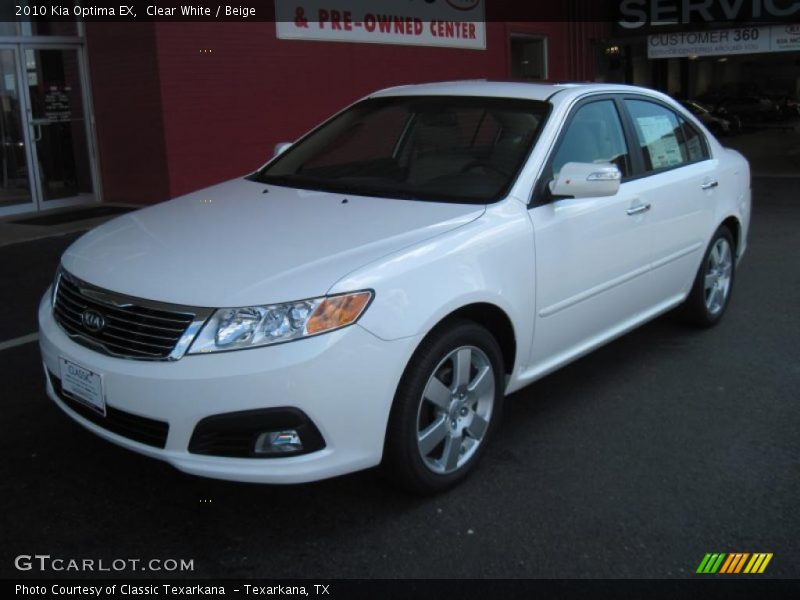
top-left (704, 237), bottom-right (733, 316)
top-left (416, 345), bottom-right (495, 475)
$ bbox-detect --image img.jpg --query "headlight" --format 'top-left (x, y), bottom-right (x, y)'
top-left (187, 291), bottom-right (373, 354)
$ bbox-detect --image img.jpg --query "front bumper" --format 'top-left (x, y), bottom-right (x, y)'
top-left (38, 291), bottom-right (420, 483)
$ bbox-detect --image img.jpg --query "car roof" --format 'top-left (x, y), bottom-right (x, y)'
top-left (369, 80), bottom-right (662, 104)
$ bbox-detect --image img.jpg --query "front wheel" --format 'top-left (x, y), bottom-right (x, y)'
top-left (681, 226), bottom-right (736, 327)
top-left (382, 320), bottom-right (505, 494)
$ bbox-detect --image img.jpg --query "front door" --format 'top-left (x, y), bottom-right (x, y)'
top-left (0, 44), bottom-right (97, 216)
top-left (527, 98), bottom-right (654, 372)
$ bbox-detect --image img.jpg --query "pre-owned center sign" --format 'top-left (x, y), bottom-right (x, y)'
top-left (648, 23), bottom-right (800, 58)
top-left (274, 0), bottom-right (486, 50)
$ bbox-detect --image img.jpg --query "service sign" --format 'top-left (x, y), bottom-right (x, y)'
top-left (275, 0), bottom-right (486, 50)
top-left (648, 23), bottom-right (800, 58)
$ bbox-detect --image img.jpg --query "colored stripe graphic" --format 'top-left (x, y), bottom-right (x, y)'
top-left (745, 554), bottom-right (761, 573)
top-left (720, 553), bottom-right (749, 573)
top-left (696, 554), bottom-right (713, 573)
top-left (698, 553), bottom-right (773, 574)
top-left (697, 553), bottom-right (727, 573)
top-left (719, 554), bottom-right (736, 574)
top-left (710, 553), bottom-right (726, 573)
top-left (744, 553), bottom-right (774, 574)
top-left (759, 554), bottom-right (774, 573)
top-left (734, 553), bottom-right (750, 573)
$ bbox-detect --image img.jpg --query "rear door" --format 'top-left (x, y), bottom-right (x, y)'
top-left (621, 97), bottom-right (717, 302)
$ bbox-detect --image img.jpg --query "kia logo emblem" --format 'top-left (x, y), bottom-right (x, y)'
top-left (82, 309), bottom-right (105, 332)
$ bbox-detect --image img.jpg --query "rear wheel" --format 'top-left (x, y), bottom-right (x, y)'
top-left (382, 320), bottom-right (504, 494)
top-left (682, 226), bottom-right (736, 327)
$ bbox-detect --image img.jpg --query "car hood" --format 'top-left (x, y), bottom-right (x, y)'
top-left (62, 178), bottom-right (484, 307)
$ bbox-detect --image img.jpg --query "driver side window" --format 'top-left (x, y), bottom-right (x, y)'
top-left (551, 100), bottom-right (631, 178)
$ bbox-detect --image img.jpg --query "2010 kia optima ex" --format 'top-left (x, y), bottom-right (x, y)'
top-left (39, 82), bottom-right (751, 493)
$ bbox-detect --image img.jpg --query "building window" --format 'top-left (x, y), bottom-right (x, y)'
top-left (510, 35), bottom-right (547, 81)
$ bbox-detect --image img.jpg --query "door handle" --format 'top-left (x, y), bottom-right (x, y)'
top-left (29, 118), bottom-right (52, 143)
top-left (701, 180), bottom-right (719, 190)
top-left (626, 203), bottom-right (651, 216)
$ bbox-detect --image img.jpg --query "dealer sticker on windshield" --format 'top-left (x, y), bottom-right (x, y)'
top-left (59, 357), bottom-right (106, 416)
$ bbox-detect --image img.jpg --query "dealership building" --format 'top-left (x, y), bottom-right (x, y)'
top-left (0, 0), bottom-right (797, 217)
top-left (604, 22), bottom-right (800, 102)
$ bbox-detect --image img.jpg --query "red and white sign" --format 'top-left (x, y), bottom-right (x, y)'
top-left (275, 0), bottom-right (486, 50)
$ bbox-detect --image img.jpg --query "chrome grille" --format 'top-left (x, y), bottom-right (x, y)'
top-left (53, 270), bottom-right (210, 360)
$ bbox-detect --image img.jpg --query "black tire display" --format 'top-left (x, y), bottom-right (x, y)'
top-left (382, 320), bottom-right (505, 494)
top-left (682, 226), bottom-right (736, 327)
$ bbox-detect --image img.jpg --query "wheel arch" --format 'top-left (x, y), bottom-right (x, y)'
top-left (380, 302), bottom-right (513, 492)
top-left (719, 215), bottom-right (742, 256)
top-left (418, 302), bottom-right (517, 376)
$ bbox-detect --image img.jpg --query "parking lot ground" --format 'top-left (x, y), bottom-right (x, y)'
top-left (1, 177), bottom-right (798, 579)
top-left (722, 122), bottom-right (800, 177)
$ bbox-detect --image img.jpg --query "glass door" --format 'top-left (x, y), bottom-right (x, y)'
top-left (0, 43), bottom-right (97, 216)
top-left (0, 45), bottom-right (36, 213)
top-left (23, 46), bottom-right (96, 207)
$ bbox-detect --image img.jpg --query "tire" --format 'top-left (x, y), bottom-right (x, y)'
top-left (681, 226), bottom-right (736, 327)
top-left (381, 320), bottom-right (505, 494)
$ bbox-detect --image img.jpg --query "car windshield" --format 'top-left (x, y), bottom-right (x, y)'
top-left (253, 95), bottom-right (549, 204)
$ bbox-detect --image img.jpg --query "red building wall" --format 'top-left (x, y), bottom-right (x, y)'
top-left (87, 21), bottom-right (609, 204)
top-left (84, 23), bottom-right (171, 204)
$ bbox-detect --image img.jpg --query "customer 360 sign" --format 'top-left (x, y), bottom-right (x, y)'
top-left (275, 0), bottom-right (486, 50)
top-left (648, 24), bottom-right (800, 58)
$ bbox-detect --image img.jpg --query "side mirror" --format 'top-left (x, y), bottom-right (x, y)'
top-left (274, 142), bottom-right (292, 157)
top-left (549, 162), bottom-right (621, 198)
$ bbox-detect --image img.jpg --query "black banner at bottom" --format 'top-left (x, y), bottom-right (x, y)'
top-left (7, 579), bottom-right (800, 600)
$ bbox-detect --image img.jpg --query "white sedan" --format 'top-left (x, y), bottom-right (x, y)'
top-left (38, 82), bottom-right (750, 493)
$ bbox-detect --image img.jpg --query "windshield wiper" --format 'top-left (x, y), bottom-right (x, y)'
top-left (340, 185), bottom-right (419, 200)
top-left (254, 173), bottom-right (420, 200)
top-left (254, 173), bottom-right (305, 187)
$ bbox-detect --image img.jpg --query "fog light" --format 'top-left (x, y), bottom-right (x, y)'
top-left (254, 430), bottom-right (303, 455)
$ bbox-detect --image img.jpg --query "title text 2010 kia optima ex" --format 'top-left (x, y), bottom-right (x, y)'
top-left (39, 82), bottom-right (750, 493)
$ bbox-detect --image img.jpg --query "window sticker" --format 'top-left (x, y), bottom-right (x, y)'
top-left (636, 115), bottom-right (682, 169)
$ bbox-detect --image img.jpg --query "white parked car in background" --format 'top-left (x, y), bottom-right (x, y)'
top-left (39, 82), bottom-right (750, 493)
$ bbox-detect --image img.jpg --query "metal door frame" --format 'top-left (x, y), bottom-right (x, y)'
top-left (0, 43), bottom-right (39, 216)
top-left (22, 42), bottom-right (101, 211)
top-left (0, 26), bottom-right (101, 216)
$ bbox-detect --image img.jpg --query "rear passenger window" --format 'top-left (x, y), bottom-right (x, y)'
top-left (625, 99), bottom-right (709, 172)
top-left (680, 118), bottom-right (709, 162)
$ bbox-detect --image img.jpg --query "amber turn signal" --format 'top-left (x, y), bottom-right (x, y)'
top-left (306, 292), bottom-right (372, 335)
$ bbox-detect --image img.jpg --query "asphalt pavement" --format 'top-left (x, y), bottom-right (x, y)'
top-left (1, 178), bottom-right (798, 579)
